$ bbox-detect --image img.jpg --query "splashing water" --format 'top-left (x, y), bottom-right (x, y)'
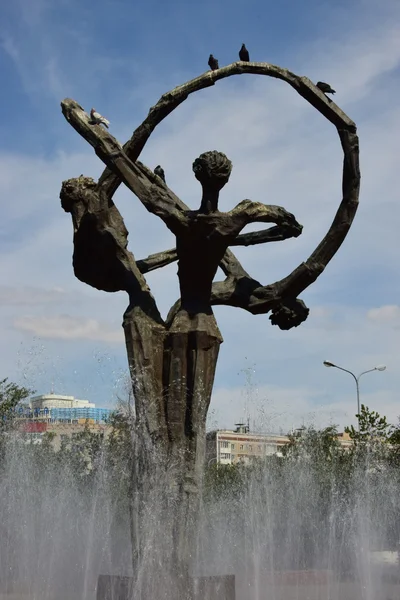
top-left (1, 426), bottom-right (400, 600)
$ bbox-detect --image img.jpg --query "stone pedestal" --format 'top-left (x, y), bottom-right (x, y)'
top-left (96, 573), bottom-right (235, 600)
top-left (193, 575), bottom-right (235, 600)
top-left (96, 574), bottom-right (135, 600)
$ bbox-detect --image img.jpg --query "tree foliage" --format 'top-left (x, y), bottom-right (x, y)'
top-left (345, 404), bottom-right (390, 445)
top-left (282, 425), bottom-right (341, 459)
top-left (0, 378), bottom-right (32, 430)
top-left (203, 462), bottom-right (245, 500)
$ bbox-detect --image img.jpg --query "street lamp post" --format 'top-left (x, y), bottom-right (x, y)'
top-left (323, 361), bottom-right (386, 430)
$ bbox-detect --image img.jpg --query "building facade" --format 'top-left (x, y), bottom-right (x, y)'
top-left (30, 393), bottom-right (96, 411)
top-left (206, 424), bottom-right (289, 465)
top-left (206, 424), bottom-right (353, 465)
top-left (14, 392), bottom-right (114, 448)
top-left (19, 421), bottom-right (113, 449)
top-left (20, 393), bottom-right (113, 423)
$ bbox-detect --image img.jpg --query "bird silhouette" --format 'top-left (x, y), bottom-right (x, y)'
top-left (316, 81), bottom-right (336, 95)
top-left (90, 108), bottom-right (110, 128)
top-left (208, 54), bottom-right (219, 71)
top-left (239, 44), bottom-right (250, 62)
top-left (154, 165), bottom-right (166, 183)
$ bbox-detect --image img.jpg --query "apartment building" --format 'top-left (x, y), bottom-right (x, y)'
top-left (206, 424), bottom-right (289, 465)
top-left (206, 424), bottom-right (353, 465)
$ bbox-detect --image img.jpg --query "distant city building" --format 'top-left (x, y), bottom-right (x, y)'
top-left (206, 424), bottom-right (289, 465)
top-left (14, 392), bottom-right (114, 449)
top-left (335, 431), bottom-right (352, 449)
top-left (13, 391), bottom-right (112, 435)
top-left (206, 424), bottom-right (353, 465)
top-left (30, 393), bottom-right (95, 411)
top-left (26, 393), bottom-right (112, 423)
top-left (18, 421), bottom-right (112, 450)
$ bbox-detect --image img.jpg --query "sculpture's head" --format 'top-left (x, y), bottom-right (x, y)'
top-left (192, 151), bottom-right (232, 193)
top-left (60, 175), bottom-right (97, 213)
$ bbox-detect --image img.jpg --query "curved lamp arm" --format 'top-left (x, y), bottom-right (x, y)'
top-left (323, 361), bottom-right (386, 431)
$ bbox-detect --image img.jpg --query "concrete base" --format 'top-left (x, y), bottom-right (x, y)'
top-left (193, 575), bottom-right (235, 600)
top-left (96, 575), bottom-right (135, 600)
top-left (96, 573), bottom-right (235, 600)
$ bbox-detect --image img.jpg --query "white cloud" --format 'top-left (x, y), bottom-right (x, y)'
top-left (367, 305), bottom-right (400, 324)
top-left (0, 286), bottom-right (67, 306)
top-left (303, 23), bottom-right (400, 107)
top-left (209, 383), bottom-right (399, 434)
top-left (13, 315), bottom-right (124, 343)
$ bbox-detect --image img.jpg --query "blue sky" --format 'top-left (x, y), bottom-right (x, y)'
top-left (1, 0), bottom-right (400, 432)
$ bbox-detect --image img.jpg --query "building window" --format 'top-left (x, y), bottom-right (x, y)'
top-left (220, 441), bottom-right (229, 448)
top-left (231, 443), bottom-right (235, 450)
top-left (239, 444), bottom-right (244, 450)
top-left (248, 445), bottom-right (252, 451)
top-left (220, 453), bottom-right (231, 460)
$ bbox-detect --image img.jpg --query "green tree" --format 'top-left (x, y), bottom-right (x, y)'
top-left (282, 425), bottom-right (342, 460)
top-left (345, 404), bottom-right (389, 445)
top-left (105, 410), bottom-right (134, 506)
top-left (60, 421), bottom-right (105, 488)
top-left (0, 378), bottom-right (33, 432)
top-left (203, 462), bottom-right (245, 500)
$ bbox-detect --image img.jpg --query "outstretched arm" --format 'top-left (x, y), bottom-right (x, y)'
top-left (230, 225), bottom-right (301, 246)
top-left (136, 224), bottom-right (301, 274)
top-left (225, 200), bottom-right (303, 238)
top-left (171, 200), bottom-right (302, 243)
top-left (61, 99), bottom-right (188, 236)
